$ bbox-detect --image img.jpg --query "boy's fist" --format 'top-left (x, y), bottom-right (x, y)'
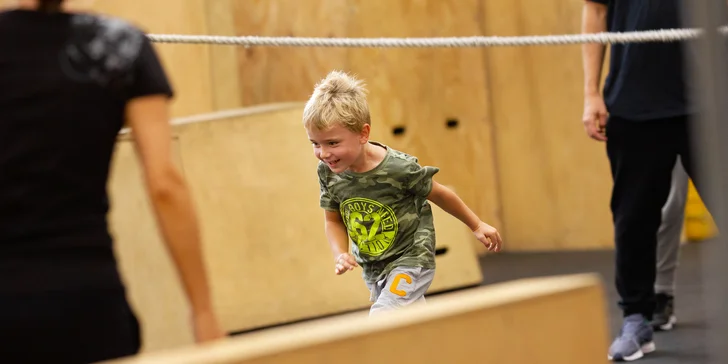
top-left (473, 222), bottom-right (503, 252)
top-left (334, 252), bottom-right (359, 275)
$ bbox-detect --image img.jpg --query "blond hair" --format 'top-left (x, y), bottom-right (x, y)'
top-left (303, 70), bottom-right (370, 133)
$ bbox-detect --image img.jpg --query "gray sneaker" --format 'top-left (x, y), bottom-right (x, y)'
top-left (608, 314), bottom-right (655, 361)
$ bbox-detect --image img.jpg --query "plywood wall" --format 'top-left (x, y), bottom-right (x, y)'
top-left (481, 0), bottom-right (614, 250)
top-left (86, 0), bottom-right (613, 251)
top-left (232, 0), bottom-right (502, 255)
top-left (228, 0), bottom-right (613, 251)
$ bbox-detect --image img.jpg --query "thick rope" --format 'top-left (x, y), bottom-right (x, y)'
top-left (147, 27), bottom-right (728, 47)
top-left (122, 26), bottom-right (728, 135)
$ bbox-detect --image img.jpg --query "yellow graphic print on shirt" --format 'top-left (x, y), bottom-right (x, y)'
top-left (340, 197), bottom-right (398, 257)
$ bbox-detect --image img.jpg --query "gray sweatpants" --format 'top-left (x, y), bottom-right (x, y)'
top-left (655, 157), bottom-right (689, 296)
top-left (366, 266), bottom-right (435, 316)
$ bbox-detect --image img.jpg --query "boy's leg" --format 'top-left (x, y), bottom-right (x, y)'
top-left (605, 116), bottom-right (678, 361)
top-left (653, 157), bottom-right (688, 330)
top-left (369, 267), bottom-right (435, 317)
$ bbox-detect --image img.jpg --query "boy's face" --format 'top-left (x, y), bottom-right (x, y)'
top-left (307, 123), bottom-right (369, 174)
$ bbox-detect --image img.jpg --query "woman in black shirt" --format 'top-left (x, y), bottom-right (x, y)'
top-left (0, 0), bottom-right (225, 362)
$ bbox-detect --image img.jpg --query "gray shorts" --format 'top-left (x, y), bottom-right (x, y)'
top-left (365, 266), bottom-right (435, 316)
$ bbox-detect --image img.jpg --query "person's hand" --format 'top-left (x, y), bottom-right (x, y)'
top-left (472, 221), bottom-right (503, 253)
top-left (582, 94), bottom-right (609, 142)
top-left (334, 252), bottom-right (358, 275)
top-left (191, 310), bottom-right (226, 344)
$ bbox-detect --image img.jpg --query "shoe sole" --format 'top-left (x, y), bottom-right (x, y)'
top-left (608, 341), bottom-right (656, 362)
top-left (653, 315), bottom-right (677, 331)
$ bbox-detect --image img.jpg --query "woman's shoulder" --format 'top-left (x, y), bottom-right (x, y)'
top-left (60, 12), bottom-right (154, 90)
top-left (69, 12), bottom-right (147, 41)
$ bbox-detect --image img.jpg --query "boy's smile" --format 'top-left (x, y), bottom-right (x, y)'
top-left (306, 123), bottom-right (369, 174)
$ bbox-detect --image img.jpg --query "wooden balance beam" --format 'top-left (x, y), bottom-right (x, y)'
top-left (103, 273), bottom-right (610, 364)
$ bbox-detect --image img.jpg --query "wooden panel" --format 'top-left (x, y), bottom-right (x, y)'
top-left (205, 0), bottom-right (243, 110)
top-left (231, 0), bottom-right (350, 106)
top-left (107, 136), bottom-right (195, 353)
top-left (173, 104), bottom-right (371, 332)
top-left (170, 104), bottom-right (484, 333)
top-left (105, 273), bottom-right (610, 364)
top-left (222, 0), bottom-right (624, 251)
top-left (481, 0), bottom-right (614, 250)
top-left (231, 0), bottom-right (501, 255)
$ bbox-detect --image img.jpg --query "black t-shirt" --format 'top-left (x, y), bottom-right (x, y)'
top-left (0, 9), bottom-right (173, 294)
top-left (589, 0), bottom-right (691, 121)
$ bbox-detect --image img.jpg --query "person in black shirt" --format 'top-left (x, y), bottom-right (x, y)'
top-left (0, 0), bottom-right (225, 362)
top-left (581, 0), bottom-right (699, 361)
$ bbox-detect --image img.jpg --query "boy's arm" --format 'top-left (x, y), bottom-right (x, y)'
top-left (426, 181), bottom-right (503, 252)
top-left (426, 182), bottom-right (481, 231)
top-left (126, 94), bottom-right (224, 342)
top-left (317, 168), bottom-right (357, 275)
top-left (324, 210), bottom-right (358, 274)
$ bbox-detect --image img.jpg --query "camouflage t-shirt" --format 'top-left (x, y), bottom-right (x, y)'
top-left (317, 141), bottom-right (440, 284)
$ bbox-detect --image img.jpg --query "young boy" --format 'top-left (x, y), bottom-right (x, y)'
top-left (303, 70), bottom-right (502, 316)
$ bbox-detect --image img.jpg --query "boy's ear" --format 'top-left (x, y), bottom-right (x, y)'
top-left (359, 124), bottom-right (371, 143)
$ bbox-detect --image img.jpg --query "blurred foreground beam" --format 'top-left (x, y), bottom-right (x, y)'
top-left (105, 274), bottom-right (610, 364)
top-left (680, 0), bottom-right (728, 362)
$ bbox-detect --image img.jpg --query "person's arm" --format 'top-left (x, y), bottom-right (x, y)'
top-left (582, 1), bottom-right (608, 97)
top-left (324, 210), bottom-right (358, 274)
top-left (581, 1), bottom-right (610, 141)
top-left (426, 181), bottom-right (502, 252)
top-left (125, 94), bottom-right (224, 342)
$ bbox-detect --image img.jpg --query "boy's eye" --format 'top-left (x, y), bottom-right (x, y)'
top-left (328, 141), bottom-right (338, 146)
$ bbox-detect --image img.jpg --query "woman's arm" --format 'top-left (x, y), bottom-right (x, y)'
top-left (125, 94), bottom-right (224, 343)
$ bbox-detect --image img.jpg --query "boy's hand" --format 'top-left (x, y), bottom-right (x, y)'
top-left (473, 222), bottom-right (503, 252)
top-left (334, 252), bottom-right (358, 275)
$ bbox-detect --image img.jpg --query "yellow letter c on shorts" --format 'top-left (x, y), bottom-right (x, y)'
top-left (389, 273), bottom-right (413, 297)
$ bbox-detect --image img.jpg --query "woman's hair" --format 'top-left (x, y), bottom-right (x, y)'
top-left (37, 0), bottom-right (64, 12)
